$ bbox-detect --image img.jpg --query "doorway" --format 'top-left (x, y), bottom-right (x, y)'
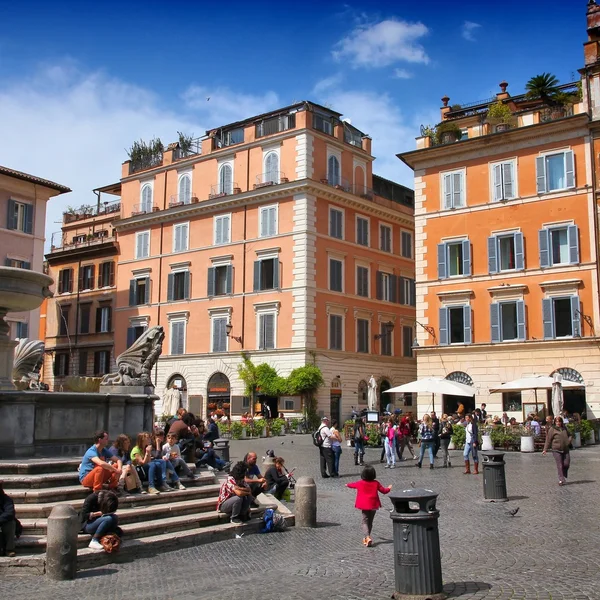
top-left (207, 372), bottom-right (231, 417)
top-left (442, 394), bottom-right (475, 417)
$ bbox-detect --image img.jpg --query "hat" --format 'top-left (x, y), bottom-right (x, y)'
top-left (321, 416), bottom-right (329, 421)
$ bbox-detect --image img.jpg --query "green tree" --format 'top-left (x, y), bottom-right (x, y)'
top-left (525, 73), bottom-right (560, 105)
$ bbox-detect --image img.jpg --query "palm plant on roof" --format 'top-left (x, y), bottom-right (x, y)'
top-left (525, 73), bottom-right (560, 105)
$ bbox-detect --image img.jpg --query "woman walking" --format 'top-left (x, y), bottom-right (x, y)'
top-left (417, 414), bottom-right (435, 469)
top-left (439, 414), bottom-right (453, 468)
top-left (353, 416), bottom-right (366, 466)
top-left (330, 420), bottom-right (343, 477)
top-left (383, 418), bottom-right (396, 469)
top-left (543, 416), bottom-right (572, 485)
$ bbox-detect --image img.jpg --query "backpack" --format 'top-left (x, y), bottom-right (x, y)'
top-left (260, 508), bottom-right (287, 533)
top-left (312, 426), bottom-right (325, 447)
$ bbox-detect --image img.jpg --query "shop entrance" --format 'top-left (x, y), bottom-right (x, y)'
top-left (207, 372), bottom-right (231, 417)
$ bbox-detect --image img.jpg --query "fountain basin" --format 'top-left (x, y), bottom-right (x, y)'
top-left (0, 266), bottom-right (53, 312)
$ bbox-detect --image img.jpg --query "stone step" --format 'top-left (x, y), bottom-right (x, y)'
top-left (0, 458), bottom-right (81, 475)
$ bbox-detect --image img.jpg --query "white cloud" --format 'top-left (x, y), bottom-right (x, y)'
top-left (0, 62), bottom-right (279, 250)
top-left (461, 21), bottom-right (481, 42)
top-left (312, 73), bottom-right (345, 95)
top-left (333, 19), bottom-right (429, 68)
top-left (393, 68), bottom-right (413, 79)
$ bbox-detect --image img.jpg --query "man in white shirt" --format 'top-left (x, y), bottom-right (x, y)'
top-left (318, 416), bottom-right (335, 478)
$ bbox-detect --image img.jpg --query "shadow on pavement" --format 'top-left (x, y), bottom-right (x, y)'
top-left (315, 521), bottom-right (342, 528)
top-left (566, 479), bottom-right (596, 485)
top-left (507, 495), bottom-right (529, 501)
top-left (444, 581), bottom-right (493, 597)
top-left (77, 568), bottom-right (120, 579)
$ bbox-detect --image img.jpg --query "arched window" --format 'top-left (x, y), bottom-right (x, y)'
top-left (178, 174), bottom-right (191, 204)
top-left (264, 152), bottom-right (279, 184)
top-left (219, 164), bottom-right (233, 195)
top-left (551, 367), bottom-right (584, 385)
top-left (358, 379), bottom-right (368, 404)
top-left (141, 184), bottom-right (153, 212)
top-left (445, 371), bottom-right (474, 387)
top-left (328, 155), bottom-right (340, 186)
top-left (354, 166), bottom-right (365, 194)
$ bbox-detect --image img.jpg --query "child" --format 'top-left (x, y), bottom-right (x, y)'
top-left (346, 465), bottom-right (392, 547)
top-left (162, 432), bottom-right (196, 479)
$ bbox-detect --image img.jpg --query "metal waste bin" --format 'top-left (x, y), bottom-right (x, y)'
top-left (482, 450), bottom-right (508, 502)
top-left (389, 487), bottom-right (445, 600)
top-left (213, 438), bottom-right (230, 462)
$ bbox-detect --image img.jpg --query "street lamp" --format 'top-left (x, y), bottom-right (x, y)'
top-left (225, 321), bottom-right (243, 344)
top-left (374, 321), bottom-right (394, 340)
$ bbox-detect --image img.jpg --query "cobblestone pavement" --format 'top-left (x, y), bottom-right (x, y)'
top-left (3, 435), bottom-right (600, 599)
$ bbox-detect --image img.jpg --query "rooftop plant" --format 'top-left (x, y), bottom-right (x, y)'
top-left (487, 100), bottom-right (514, 123)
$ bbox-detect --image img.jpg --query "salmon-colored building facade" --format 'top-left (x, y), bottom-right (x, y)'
top-left (399, 3), bottom-right (600, 420)
top-left (110, 102), bottom-right (416, 420)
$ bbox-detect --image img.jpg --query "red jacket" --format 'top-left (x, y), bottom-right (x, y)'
top-left (347, 479), bottom-right (391, 510)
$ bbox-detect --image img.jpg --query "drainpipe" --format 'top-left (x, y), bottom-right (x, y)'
top-left (153, 172), bottom-right (167, 388)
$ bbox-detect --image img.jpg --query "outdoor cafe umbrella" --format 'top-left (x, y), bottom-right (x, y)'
top-left (384, 377), bottom-right (476, 413)
top-left (551, 373), bottom-right (564, 418)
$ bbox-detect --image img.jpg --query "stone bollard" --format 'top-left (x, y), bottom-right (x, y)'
top-left (295, 476), bottom-right (317, 527)
top-left (46, 504), bottom-right (80, 580)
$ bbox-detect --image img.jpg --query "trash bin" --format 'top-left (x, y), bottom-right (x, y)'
top-left (388, 488), bottom-right (445, 600)
top-left (213, 438), bottom-right (230, 462)
top-left (481, 450), bottom-right (508, 502)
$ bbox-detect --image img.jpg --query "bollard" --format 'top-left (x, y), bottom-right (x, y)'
top-left (46, 504), bottom-right (80, 580)
top-left (389, 488), bottom-right (445, 600)
top-left (294, 476), bottom-right (317, 527)
top-left (481, 450), bottom-right (508, 502)
top-left (213, 438), bottom-right (230, 462)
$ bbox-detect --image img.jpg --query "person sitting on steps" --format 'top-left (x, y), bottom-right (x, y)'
top-left (131, 431), bottom-right (172, 494)
top-left (79, 430), bottom-right (122, 492)
top-left (162, 431), bottom-right (196, 479)
top-left (80, 489), bottom-right (121, 552)
top-left (265, 457), bottom-right (291, 500)
top-left (243, 452), bottom-right (267, 499)
top-left (217, 461), bottom-right (253, 524)
top-left (196, 441), bottom-right (230, 472)
top-left (0, 482), bottom-right (18, 557)
top-left (152, 429), bottom-right (186, 490)
top-left (107, 434), bottom-right (144, 495)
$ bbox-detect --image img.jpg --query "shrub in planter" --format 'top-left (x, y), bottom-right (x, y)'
top-left (290, 418), bottom-right (300, 433)
top-left (579, 419), bottom-right (593, 443)
top-left (436, 121), bottom-right (462, 144)
top-left (365, 424), bottom-right (381, 447)
top-left (272, 417), bottom-right (286, 435)
top-left (229, 421), bottom-right (243, 440)
top-left (451, 425), bottom-right (466, 450)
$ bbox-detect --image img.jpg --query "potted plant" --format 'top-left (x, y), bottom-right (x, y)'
top-left (567, 422), bottom-right (582, 448)
top-left (451, 425), bottom-right (466, 450)
top-left (487, 101), bottom-right (514, 132)
top-left (436, 121), bottom-right (462, 144)
top-left (579, 419), bottom-right (593, 445)
top-left (481, 425), bottom-right (494, 450)
top-left (520, 425), bottom-right (535, 453)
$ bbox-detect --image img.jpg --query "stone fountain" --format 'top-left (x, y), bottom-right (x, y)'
top-left (0, 266), bottom-right (160, 459)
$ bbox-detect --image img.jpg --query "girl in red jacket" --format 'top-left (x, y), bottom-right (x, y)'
top-left (346, 465), bottom-right (392, 547)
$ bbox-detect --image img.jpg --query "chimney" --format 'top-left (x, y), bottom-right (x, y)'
top-left (496, 81), bottom-right (510, 101)
top-left (585, 0), bottom-right (600, 65)
top-left (440, 96), bottom-right (450, 120)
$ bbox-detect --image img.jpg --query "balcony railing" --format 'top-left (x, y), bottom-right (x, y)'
top-left (255, 114), bottom-right (296, 138)
top-left (173, 138), bottom-right (203, 160)
top-left (129, 154), bottom-right (163, 174)
top-left (539, 104), bottom-right (574, 123)
top-left (168, 193), bottom-right (200, 208)
top-left (131, 203), bottom-right (158, 216)
top-left (254, 171), bottom-right (289, 189)
top-left (63, 201), bottom-right (121, 223)
top-left (50, 230), bottom-right (117, 252)
top-left (320, 176), bottom-right (352, 193)
top-left (209, 183), bottom-right (241, 199)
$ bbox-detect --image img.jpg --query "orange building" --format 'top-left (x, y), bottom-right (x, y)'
top-left (43, 194), bottom-right (121, 390)
top-left (398, 3), bottom-right (600, 420)
top-left (109, 102), bottom-right (416, 420)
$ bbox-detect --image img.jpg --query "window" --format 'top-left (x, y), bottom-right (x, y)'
top-left (357, 319), bottom-right (370, 353)
top-left (356, 266), bottom-right (369, 297)
top-left (356, 216), bottom-right (369, 246)
top-left (208, 265), bottom-right (233, 296)
top-left (380, 224), bottom-right (392, 252)
top-left (126, 324), bottom-right (147, 348)
top-left (491, 301), bottom-right (525, 342)
top-left (217, 128), bottom-right (244, 147)
top-left (58, 268), bottom-right (73, 294)
top-left (283, 399), bottom-right (294, 410)
top-left (58, 305), bottom-right (70, 336)
top-left (140, 184), bottom-right (153, 212)
top-left (167, 271), bottom-right (191, 301)
top-left (403, 326), bottom-right (414, 357)
top-left (442, 170), bottom-right (465, 209)
top-left (329, 314), bottom-right (343, 350)
top-left (5, 258), bottom-right (30, 269)
top-left (79, 304), bottom-right (90, 334)
top-left (129, 277), bottom-right (150, 306)
top-left (54, 352), bottom-right (69, 377)
top-left (214, 214), bottom-right (231, 245)
top-left (78, 351), bottom-right (88, 376)
top-left (329, 258), bottom-right (343, 292)
top-left (6, 200), bottom-right (33, 234)
top-left (170, 320), bottom-right (186, 355)
top-left (536, 150), bottom-right (575, 193)
top-left (329, 207), bottom-right (344, 239)
top-left (543, 296), bottom-right (580, 339)
top-left (135, 231), bottom-right (150, 259)
top-left (79, 265), bottom-right (95, 291)
top-left (98, 262), bottom-right (114, 288)
top-left (503, 391), bottom-right (522, 412)
top-left (96, 305), bottom-right (112, 333)
top-left (328, 155), bottom-right (340, 186)
top-left (401, 231), bottom-right (413, 259)
top-left (211, 317), bottom-right (228, 352)
top-left (439, 305), bottom-right (472, 345)
top-left (380, 322), bottom-right (393, 356)
top-left (488, 232), bottom-right (524, 273)
top-left (376, 272), bottom-right (397, 303)
top-left (399, 277), bottom-right (416, 306)
top-left (259, 205), bottom-right (278, 237)
top-left (264, 152), bottom-right (279, 184)
top-left (254, 259), bottom-right (279, 291)
top-left (313, 113), bottom-right (333, 135)
top-left (437, 240), bottom-right (471, 279)
top-left (219, 164), bottom-right (233, 195)
top-left (539, 225), bottom-right (579, 267)
top-left (258, 313), bottom-right (276, 350)
top-left (14, 321), bottom-right (28, 339)
top-left (94, 351), bottom-right (111, 376)
top-left (178, 173), bottom-right (191, 204)
top-left (173, 223), bottom-right (189, 253)
top-left (491, 160), bottom-right (516, 201)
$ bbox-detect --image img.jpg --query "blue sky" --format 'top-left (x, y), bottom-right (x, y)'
top-left (0, 0), bottom-right (586, 243)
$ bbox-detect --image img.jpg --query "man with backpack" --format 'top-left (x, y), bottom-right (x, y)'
top-left (314, 416), bottom-right (335, 478)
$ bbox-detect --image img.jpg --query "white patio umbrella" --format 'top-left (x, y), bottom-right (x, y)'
top-left (551, 373), bottom-right (564, 417)
top-left (384, 377), bottom-right (476, 413)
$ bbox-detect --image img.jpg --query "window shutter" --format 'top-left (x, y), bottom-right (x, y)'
top-left (207, 267), bottom-right (216, 297)
top-left (20, 322), bottom-right (29, 338)
top-left (129, 279), bottom-right (136, 306)
top-left (565, 150), bottom-right (575, 189)
top-left (328, 156), bottom-right (340, 186)
top-left (542, 298), bottom-right (554, 339)
top-left (215, 218), bottom-right (223, 245)
top-left (490, 303), bottom-right (500, 343)
top-left (97, 265), bottom-right (103, 288)
top-left (452, 172), bottom-right (462, 207)
top-left (223, 215), bottom-right (230, 243)
top-left (89, 265), bottom-right (95, 289)
top-left (539, 229), bottom-right (550, 268)
top-left (258, 314), bottom-right (266, 349)
top-left (167, 273), bottom-right (174, 301)
top-left (260, 207), bottom-right (268, 237)
top-left (253, 261), bottom-right (261, 292)
top-left (179, 174), bottom-right (191, 203)
top-left (67, 268), bottom-right (73, 293)
top-left (184, 272), bottom-right (191, 299)
top-left (487, 236), bottom-right (498, 274)
top-left (493, 164), bottom-right (503, 201)
top-left (516, 300), bottom-right (526, 340)
top-left (399, 277), bottom-right (406, 304)
top-left (58, 270), bottom-right (64, 293)
top-left (265, 153), bottom-right (279, 183)
top-left (439, 307), bottom-right (448, 345)
top-left (109, 262), bottom-right (115, 287)
top-left (226, 265), bottom-right (233, 295)
top-left (174, 225), bottom-right (181, 252)
top-left (268, 207), bottom-right (276, 236)
top-left (514, 233), bottom-right (524, 271)
top-left (143, 232), bottom-right (149, 257)
top-left (389, 274), bottom-right (397, 303)
top-left (273, 260), bottom-right (280, 289)
top-left (264, 314), bottom-right (275, 349)
top-left (95, 307), bottom-right (101, 333)
top-left (24, 203), bottom-right (34, 234)
top-left (410, 279), bottom-right (416, 306)
top-left (94, 352), bottom-right (100, 375)
top-left (127, 327), bottom-right (136, 348)
top-left (376, 271), bottom-right (383, 300)
top-left (568, 225), bottom-right (579, 264)
top-left (144, 277), bottom-right (150, 303)
top-left (437, 243), bottom-right (447, 279)
top-left (78, 268), bottom-right (84, 291)
top-left (462, 240), bottom-right (471, 276)
top-left (7, 199), bottom-right (16, 230)
top-left (443, 174), bottom-right (452, 209)
top-left (212, 319), bottom-right (223, 352)
top-left (463, 305), bottom-right (472, 344)
top-left (536, 156), bottom-right (546, 193)
top-left (107, 307), bottom-right (112, 332)
top-left (503, 162), bottom-right (514, 199)
top-left (571, 296), bottom-right (581, 337)
top-left (220, 165), bottom-right (232, 194)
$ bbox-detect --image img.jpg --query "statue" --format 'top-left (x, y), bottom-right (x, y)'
top-left (12, 338), bottom-right (45, 390)
top-left (101, 326), bottom-right (165, 388)
top-left (162, 383), bottom-right (181, 416)
top-left (367, 375), bottom-right (377, 411)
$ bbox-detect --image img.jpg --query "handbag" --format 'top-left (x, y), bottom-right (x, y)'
top-left (100, 533), bottom-right (121, 553)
